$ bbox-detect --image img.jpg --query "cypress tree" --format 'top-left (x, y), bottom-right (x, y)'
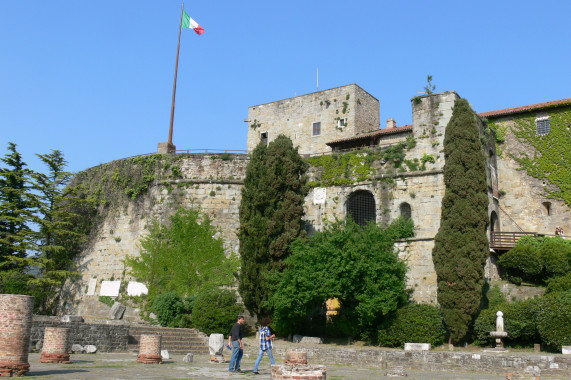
top-left (432, 98), bottom-right (489, 343)
top-left (238, 135), bottom-right (307, 317)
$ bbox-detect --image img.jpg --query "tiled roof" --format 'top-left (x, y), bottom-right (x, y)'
top-left (479, 98), bottom-right (571, 118)
top-left (327, 124), bottom-right (412, 145)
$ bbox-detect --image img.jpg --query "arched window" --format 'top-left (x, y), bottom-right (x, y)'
top-left (542, 202), bottom-right (551, 216)
top-left (490, 211), bottom-right (499, 232)
top-left (347, 190), bottom-right (376, 226)
top-left (400, 202), bottom-right (411, 220)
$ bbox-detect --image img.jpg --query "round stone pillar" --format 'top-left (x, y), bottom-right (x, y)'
top-left (136, 334), bottom-right (162, 364)
top-left (0, 294), bottom-right (34, 377)
top-left (40, 327), bottom-right (71, 363)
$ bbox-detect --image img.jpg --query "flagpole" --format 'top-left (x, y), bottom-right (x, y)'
top-left (168, 2), bottom-right (185, 146)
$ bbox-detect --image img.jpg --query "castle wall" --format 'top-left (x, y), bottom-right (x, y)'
top-left (247, 84), bottom-right (379, 155)
top-left (60, 154), bottom-right (249, 320)
top-left (492, 116), bottom-right (570, 234)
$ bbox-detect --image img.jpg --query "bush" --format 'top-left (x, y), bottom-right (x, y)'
top-left (378, 304), bottom-right (446, 348)
top-left (539, 238), bottom-right (570, 279)
top-left (190, 288), bottom-right (244, 335)
top-left (498, 245), bottom-right (542, 284)
top-left (546, 273), bottom-right (571, 294)
top-left (536, 291), bottom-right (571, 352)
top-left (152, 292), bottom-right (185, 327)
top-left (473, 298), bottom-right (540, 347)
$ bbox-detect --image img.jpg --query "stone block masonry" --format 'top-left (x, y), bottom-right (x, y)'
top-left (32, 315), bottom-right (128, 352)
top-left (0, 294), bottom-right (34, 377)
top-left (271, 364), bottom-right (327, 380)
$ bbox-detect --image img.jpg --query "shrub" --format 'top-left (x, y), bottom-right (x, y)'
top-left (190, 288), bottom-right (244, 335)
top-left (536, 291), bottom-right (571, 352)
top-left (498, 245), bottom-right (542, 284)
top-left (473, 298), bottom-right (540, 347)
top-left (546, 273), bottom-right (571, 294)
top-left (539, 238), bottom-right (570, 279)
top-left (152, 292), bottom-right (185, 327)
top-left (378, 304), bottom-right (446, 348)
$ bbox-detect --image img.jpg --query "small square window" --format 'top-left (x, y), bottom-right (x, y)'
top-left (312, 122), bottom-right (321, 136)
top-left (338, 118), bottom-right (346, 128)
top-left (536, 117), bottom-right (550, 135)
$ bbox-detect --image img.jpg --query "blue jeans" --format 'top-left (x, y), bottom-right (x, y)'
top-left (228, 340), bottom-right (243, 372)
top-left (253, 347), bottom-right (275, 372)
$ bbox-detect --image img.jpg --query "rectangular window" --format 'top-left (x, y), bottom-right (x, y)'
top-left (312, 122), bottom-right (321, 136)
top-left (260, 132), bottom-right (268, 145)
top-left (338, 118), bottom-right (346, 128)
top-left (536, 117), bottom-right (550, 135)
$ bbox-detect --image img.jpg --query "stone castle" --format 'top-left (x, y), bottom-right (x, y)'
top-left (60, 84), bottom-right (570, 321)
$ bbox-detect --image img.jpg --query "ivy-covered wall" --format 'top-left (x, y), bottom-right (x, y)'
top-left (489, 104), bottom-right (571, 233)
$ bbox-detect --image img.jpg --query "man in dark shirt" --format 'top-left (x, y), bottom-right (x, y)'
top-left (228, 315), bottom-right (244, 373)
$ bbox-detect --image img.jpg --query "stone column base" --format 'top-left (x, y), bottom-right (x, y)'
top-left (0, 362), bottom-right (30, 377)
top-left (271, 364), bottom-right (326, 380)
top-left (137, 354), bottom-right (163, 364)
top-left (40, 353), bottom-right (71, 364)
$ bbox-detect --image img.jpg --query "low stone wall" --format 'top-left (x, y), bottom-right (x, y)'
top-left (243, 343), bottom-right (571, 377)
top-left (32, 316), bottom-right (128, 352)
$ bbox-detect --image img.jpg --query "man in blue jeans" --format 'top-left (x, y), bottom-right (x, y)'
top-left (228, 315), bottom-right (244, 373)
top-left (252, 317), bottom-right (275, 374)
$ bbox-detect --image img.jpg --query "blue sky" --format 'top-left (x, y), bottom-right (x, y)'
top-left (1, 1), bottom-right (570, 174)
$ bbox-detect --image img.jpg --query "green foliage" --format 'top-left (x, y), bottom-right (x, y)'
top-left (378, 303), bottom-right (446, 348)
top-left (536, 291), bottom-right (571, 351)
top-left (1, 143), bottom-right (83, 314)
top-left (500, 236), bottom-right (570, 285)
top-left (424, 75), bottom-right (436, 95)
top-left (98, 296), bottom-right (115, 308)
top-left (268, 217), bottom-right (413, 340)
top-left (473, 298), bottom-right (540, 347)
top-left (239, 135), bottom-right (308, 317)
top-left (125, 207), bottom-right (238, 315)
top-left (505, 106), bottom-right (571, 205)
top-left (431, 99), bottom-right (489, 343)
top-left (546, 272), bottom-right (571, 294)
top-left (481, 284), bottom-right (507, 309)
top-left (152, 292), bottom-right (185, 327)
top-left (498, 246), bottom-right (542, 285)
top-left (190, 288), bottom-right (244, 335)
top-left (307, 139), bottom-right (417, 186)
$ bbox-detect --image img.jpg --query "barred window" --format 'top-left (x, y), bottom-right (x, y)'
top-left (347, 190), bottom-right (376, 226)
top-left (536, 117), bottom-right (550, 135)
top-left (400, 202), bottom-right (411, 220)
top-left (313, 122), bottom-right (321, 136)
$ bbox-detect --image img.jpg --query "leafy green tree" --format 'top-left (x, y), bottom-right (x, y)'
top-left (431, 98), bottom-right (489, 343)
top-left (125, 207), bottom-right (238, 314)
top-left (238, 135), bottom-right (308, 317)
top-left (268, 217), bottom-right (413, 340)
top-left (190, 288), bottom-right (244, 335)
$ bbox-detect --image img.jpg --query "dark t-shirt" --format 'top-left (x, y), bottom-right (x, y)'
top-left (229, 322), bottom-right (242, 341)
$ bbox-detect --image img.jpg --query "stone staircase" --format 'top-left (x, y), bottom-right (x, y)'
top-left (128, 325), bottom-right (209, 355)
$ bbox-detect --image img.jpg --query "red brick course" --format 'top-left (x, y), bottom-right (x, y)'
top-left (40, 327), bottom-right (70, 363)
top-left (136, 334), bottom-right (162, 364)
top-left (0, 294), bottom-right (34, 377)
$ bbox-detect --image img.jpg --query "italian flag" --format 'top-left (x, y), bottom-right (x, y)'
top-left (182, 10), bottom-right (204, 35)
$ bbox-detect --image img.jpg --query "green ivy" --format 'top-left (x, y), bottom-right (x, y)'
top-left (505, 108), bottom-right (571, 206)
